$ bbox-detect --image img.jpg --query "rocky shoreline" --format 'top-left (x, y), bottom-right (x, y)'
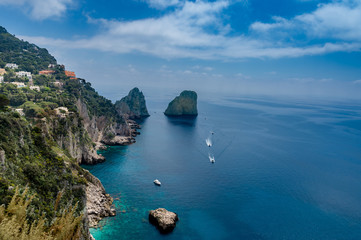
top-left (85, 171), bottom-right (116, 228)
top-left (85, 118), bottom-right (142, 238)
top-left (82, 87), bottom-right (149, 239)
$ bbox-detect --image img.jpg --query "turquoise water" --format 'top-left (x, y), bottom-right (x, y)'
top-left (84, 97), bottom-right (361, 240)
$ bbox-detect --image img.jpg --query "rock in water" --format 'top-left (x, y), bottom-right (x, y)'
top-left (115, 87), bottom-right (150, 119)
top-left (149, 208), bottom-right (179, 233)
top-left (164, 90), bottom-right (198, 116)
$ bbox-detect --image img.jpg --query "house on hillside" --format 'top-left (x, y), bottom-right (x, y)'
top-left (53, 81), bottom-right (63, 87)
top-left (48, 64), bottom-right (56, 68)
top-left (11, 82), bottom-right (26, 88)
top-left (0, 68), bottom-right (5, 76)
top-left (16, 71), bottom-right (32, 80)
top-left (5, 63), bottom-right (18, 69)
top-left (15, 108), bottom-right (25, 116)
top-left (39, 70), bottom-right (55, 75)
top-left (55, 107), bottom-right (69, 118)
top-left (0, 76), bottom-right (3, 83)
top-left (30, 86), bottom-right (40, 91)
top-left (65, 70), bottom-right (76, 79)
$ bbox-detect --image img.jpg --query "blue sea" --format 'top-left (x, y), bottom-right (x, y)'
top-left (84, 96), bottom-right (361, 240)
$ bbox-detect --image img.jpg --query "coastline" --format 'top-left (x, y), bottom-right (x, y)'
top-left (84, 118), bottom-right (143, 238)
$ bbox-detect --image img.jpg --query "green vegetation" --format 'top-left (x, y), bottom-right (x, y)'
top-left (0, 94), bottom-right (9, 110)
top-left (0, 26), bottom-right (56, 73)
top-left (0, 25), bottom-right (128, 238)
top-left (0, 187), bottom-right (82, 240)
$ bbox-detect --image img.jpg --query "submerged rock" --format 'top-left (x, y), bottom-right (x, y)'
top-left (164, 90), bottom-right (198, 116)
top-left (149, 208), bottom-right (179, 233)
top-left (115, 87), bottom-right (150, 119)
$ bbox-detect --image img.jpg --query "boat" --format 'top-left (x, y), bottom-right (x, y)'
top-left (153, 179), bottom-right (161, 186)
top-left (206, 138), bottom-right (212, 147)
top-left (209, 154), bottom-right (215, 163)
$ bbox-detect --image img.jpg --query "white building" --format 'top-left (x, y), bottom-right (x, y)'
top-left (15, 108), bottom-right (25, 116)
top-left (5, 63), bottom-right (18, 69)
top-left (30, 86), bottom-right (40, 91)
top-left (48, 64), bottom-right (56, 68)
top-left (55, 107), bottom-right (69, 118)
top-left (16, 71), bottom-right (32, 79)
top-left (0, 76), bottom-right (3, 83)
top-left (11, 82), bottom-right (26, 88)
top-left (53, 81), bottom-right (63, 87)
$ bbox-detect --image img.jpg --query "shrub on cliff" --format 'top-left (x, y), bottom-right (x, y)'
top-left (0, 186), bottom-right (82, 240)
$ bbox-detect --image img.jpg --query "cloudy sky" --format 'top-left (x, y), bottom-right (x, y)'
top-left (1, 0), bottom-right (361, 101)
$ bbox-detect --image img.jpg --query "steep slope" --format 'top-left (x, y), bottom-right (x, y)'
top-left (0, 26), bottom-right (141, 239)
top-left (115, 87), bottom-right (150, 119)
top-left (0, 26), bottom-right (56, 73)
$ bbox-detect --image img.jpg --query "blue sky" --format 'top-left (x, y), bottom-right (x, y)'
top-left (1, 0), bottom-right (361, 101)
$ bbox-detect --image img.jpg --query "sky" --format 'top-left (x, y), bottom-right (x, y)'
top-left (0, 0), bottom-right (361, 101)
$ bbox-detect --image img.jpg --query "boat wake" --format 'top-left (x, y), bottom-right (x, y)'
top-left (208, 153), bottom-right (215, 163)
top-left (206, 138), bottom-right (212, 147)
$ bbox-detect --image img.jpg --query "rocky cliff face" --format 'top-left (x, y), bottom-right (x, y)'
top-left (85, 171), bottom-right (116, 228)
top-left (75, 98), bottom-right (143, 149)
top-left (164, 90), bottom-right (198, 116)
top-left (115, 87), bottom-right (149, 119)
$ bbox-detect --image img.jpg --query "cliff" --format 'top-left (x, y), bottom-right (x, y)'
top-left (0, 26), bottom-right (145, 239)
top-left (164, 90), bottom-right (198, 116)
top-left (115, 87), bottom-right (149, 119)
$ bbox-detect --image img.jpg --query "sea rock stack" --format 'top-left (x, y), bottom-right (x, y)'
top-left (149, 208), bottom-right (179, 233)
top-left (164, 90), bottom-right (198, 116)
top-left (115, 87), bottom-right (150, 119)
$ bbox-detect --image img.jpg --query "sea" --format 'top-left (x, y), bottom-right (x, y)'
top-left (83, 96), bottom-right (361, 240)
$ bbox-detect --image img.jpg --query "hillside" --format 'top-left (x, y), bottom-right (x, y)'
top-left (0, 26), bottom-right (138, 239)
top-left (0, 26), bottom-right (56, 73)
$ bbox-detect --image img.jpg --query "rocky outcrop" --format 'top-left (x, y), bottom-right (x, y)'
top-left (101, 136), bottom-right (135, 146)
top-left (115, 87), bottom-right (150, 119)
top-left (164, 90), bottom-right (198, 116)
top-left (85, 171), bottom-right (116, 228)
top-left (149, 208), bottom-right (179, 233)
top-left (74, 98), bottom-right (133, 163)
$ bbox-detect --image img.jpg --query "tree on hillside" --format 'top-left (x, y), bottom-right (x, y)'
top-left (0, 94), bottom-right (9, 110)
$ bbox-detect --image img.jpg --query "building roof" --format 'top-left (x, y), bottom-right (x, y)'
top-left (65, 70), bottom-right (76, 79)
top-left (39, 70), bottom-right (55, 75)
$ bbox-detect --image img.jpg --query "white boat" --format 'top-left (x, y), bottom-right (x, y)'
top-left (209, 154), bottom-right (215, 163)
top-left (153, 179), bottom-right (161, 186)
top-left (206, 138), bottom-right (212, 147)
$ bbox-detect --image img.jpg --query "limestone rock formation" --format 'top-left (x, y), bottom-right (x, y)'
top-left (149, 208), bottom-right (179, 233)
top-left (164, 90), bottom-right (198, 116)
top-left (85, 171), bottom-right (116, 228)
top-left (115, 87), bottom-right (149, 119)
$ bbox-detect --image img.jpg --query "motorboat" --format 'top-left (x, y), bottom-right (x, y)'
top-left (206, 138), bottom-right (212, 147)
top-left (153, 179), bottom-right (161, 186)
top-left (209, 154), bottom-right (215, 163)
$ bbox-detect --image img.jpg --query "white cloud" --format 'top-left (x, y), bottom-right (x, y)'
top-left (146, 0), bottom-right (181, 9)
top-left (19, 0), bottom-right (361, 59)
top-left (0, 0), bottom-right (73, 20)
top-left (251, 0), bottom-right (361, 41)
